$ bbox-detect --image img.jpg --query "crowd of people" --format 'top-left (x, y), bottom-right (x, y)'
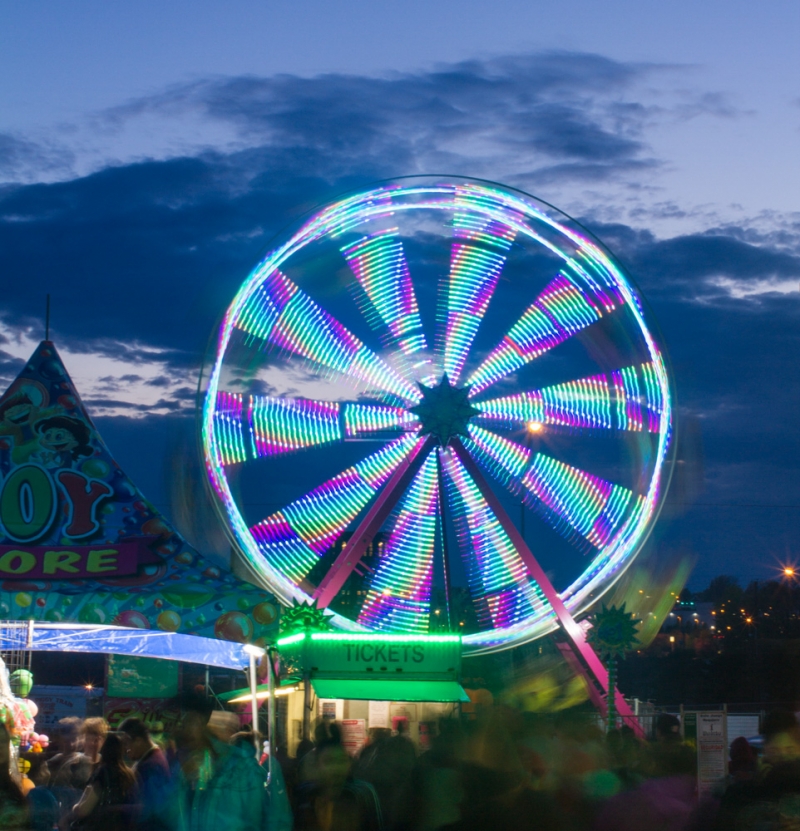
top-left (3, 697), bottom-right (800, 831)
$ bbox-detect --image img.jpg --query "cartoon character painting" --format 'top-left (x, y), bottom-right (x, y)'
top-left (0, 380), bottom-right (56, 464)
top-left (33, 415), bottom-right (94, 469)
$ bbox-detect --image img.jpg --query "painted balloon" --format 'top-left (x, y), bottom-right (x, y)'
top-left (113, 610), bottom-right (150, 629)
top-left (157, 611), bottom-right (181, 632)
top-left (214, 611), bottom-right (254, 643)
top-left (253, 602), bottom-right (278, 625)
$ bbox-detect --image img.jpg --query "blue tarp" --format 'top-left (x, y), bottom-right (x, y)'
top-left (0, 623), bottom-right (250, 670)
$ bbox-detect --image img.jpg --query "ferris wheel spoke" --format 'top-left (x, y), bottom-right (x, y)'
top-left (248, 434), bottom-right (424, 584)
top-left (476, 372), bottom-right (613, 430)
top-left (475, 361), bottom-right (666, 432)
top-left (437, 213), bottom-right (516, 382)
top-left (464, 425), bottom-right (639, 550)
top-left (341, 229), bottom-right (435, 382)
top-left (356, 453), bottom-right (439, 633)
top-left (440, 447), bottom-right (551, 631)
top-left (211, 393), bottom-right (419, 464)
top-left (466, 267), bottom-right (622, 396)
top-left (234, 270), bottom-right (420, 405)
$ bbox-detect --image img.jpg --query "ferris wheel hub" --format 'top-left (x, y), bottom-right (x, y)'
top-left (408, 374), bottom-right (481, 446)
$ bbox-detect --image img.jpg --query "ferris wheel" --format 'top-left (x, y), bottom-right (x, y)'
top-left (201, 177), bottom-right (674, 657)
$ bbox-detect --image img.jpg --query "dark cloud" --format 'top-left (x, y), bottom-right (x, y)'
top-left (0, 51), bottom-right (794, 586)
top-left (145, 375), bottom-right (172, 387)
top-left (0, 133), bottom-right (74, 183)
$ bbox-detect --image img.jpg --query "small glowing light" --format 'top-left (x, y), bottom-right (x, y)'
top-left (526, 421), bottom-right (544, 433)
top-left (746, 617), bottom-right (752, 623)
top-left (84, 684), bottom-right (93, 690)
top-left (785, 567), bottom-right (796, 577)
top-left (669, 636), bottom-right (675, 643)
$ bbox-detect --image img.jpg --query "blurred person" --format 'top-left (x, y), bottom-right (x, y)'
top-left (206, 712), bottom-right (240, 744)
top-left (172, 693), bottom-right (267, 831)
top-left (80, 719), bottom-right (109, 770)
top-left (595, 715), bottom-right (696, 831)
top-left (448, 712), bottom-right (560, 831)
top-left (50, 718), bottom-right (92, 788)
top-left (728, 736), bottom-right (758, 783)
top-left (713, 712), bottom-right (800, 830)
top-left (231, 731), bottom-right (292, 831)
top-left (0, 722), bottom-right (29, 830)
top-left (49, 717), bottom-right (92, 823)
top-left (294, 723), bottom-right (382, 831)
top-left (26, 756), bottom-right (59, 831)
top-left (61, 733), bottom-right (138, 831)
top-left (354, 723), bottom-right (415, 830)
top-left (118, 719), bottom-right (173, 831)
top-left (761, 711), bottom-right (800, 768)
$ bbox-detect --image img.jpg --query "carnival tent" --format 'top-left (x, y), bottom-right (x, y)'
top-left (0, 341), bottom-right (280, 655)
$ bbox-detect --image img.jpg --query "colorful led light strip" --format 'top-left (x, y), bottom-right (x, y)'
top-left (249, 435), bottom-right (422, 583)
top-left (523, 454), bottom-right (635, 549)
top-left (612, 362), bottom-right (664, 432)
top-left (357, 454), bottom-right (438, 633)
top-left (341, 229), bottom-right (432, 378)
top-left (235, 269), bottom-right (419, 405)
top-left (441, 449), bottom-right (547, 630)
top-left (248, 396), bottom-right (340, 457)
top-left (343, 403), bottom-right (419, 437)
top-left (440, 214), bottom-right (515, 381)
top-left (213, 392), bottom-right (248, 466)
top-left (464, 425), bottom-right (634, 550)
top-left (467, 271), bottom-right (613, 395)
top-left (477, 373), bottom-right (612, 429)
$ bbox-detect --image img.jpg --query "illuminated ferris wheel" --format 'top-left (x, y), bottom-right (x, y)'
top-left (202, 177), bottom-right (674, 656)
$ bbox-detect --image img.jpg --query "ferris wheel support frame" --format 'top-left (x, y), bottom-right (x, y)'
top-left (448, 438), bottom-right (643, 736)
top-left (312, 436), bottom-right (435, 608)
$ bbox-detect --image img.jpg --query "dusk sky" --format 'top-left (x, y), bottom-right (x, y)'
top-left (1, 0), bottom-right (798, 588)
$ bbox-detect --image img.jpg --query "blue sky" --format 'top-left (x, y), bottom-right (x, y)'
top-left (0, 0), bottom-right (798, 587)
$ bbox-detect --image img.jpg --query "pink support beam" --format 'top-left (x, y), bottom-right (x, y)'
top-left (312, 436), bottom-right (435, 609)
top-left (449, 438), bottom-right (643, 738)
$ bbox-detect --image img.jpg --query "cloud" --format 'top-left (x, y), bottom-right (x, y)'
top-left (707, 276), bottom-right (800, 299)
top-left (0, 51), bottom-right (796, 587)
top-left (0, 133), bottom-right (75, 184)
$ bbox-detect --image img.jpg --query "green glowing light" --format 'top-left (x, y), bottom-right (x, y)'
top-left (309, 633), bottom-right (461, 644)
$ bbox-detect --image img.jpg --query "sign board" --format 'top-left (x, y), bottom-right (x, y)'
top-left (279, 633), bottom-right (462, 681)
top-left (696, 711), bottom-right (728, 798)
top-left (340, 719), bottom-right (366, 756)
top-left (368, 700), bottom-right (390, 728)
top-left (317, 698), bottom-right (343, 721)
top-left (104, 697), bottom-right (180, 735)
top-left (390, 703), bottom-right (417, 721)
top-left (106, 655), bottom-right (179, 699)
top-left (30, 685), bottom-right (103, 730)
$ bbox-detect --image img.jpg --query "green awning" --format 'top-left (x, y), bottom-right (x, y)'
top-left (311, 678), bottom-right (469, 702)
